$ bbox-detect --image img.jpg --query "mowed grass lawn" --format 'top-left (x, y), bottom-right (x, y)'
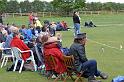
top-left (1, 14), bottom-right (124, 82)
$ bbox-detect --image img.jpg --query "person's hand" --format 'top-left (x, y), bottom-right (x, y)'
top-left (0, 48), bottom-right (2, 51)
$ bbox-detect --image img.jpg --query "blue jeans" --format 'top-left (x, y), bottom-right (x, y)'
top-left (74, 23), bottom-right (80, 36)
top-left (81, 60), bottom-right (101, 77)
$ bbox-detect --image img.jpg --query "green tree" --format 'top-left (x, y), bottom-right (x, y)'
top-left (42, 1), bottom-right (53, 12)
top-left (86, 2), bottom-right (102, 11)
top-left (6, 0), bottom-right (19, 13)
top-left (120, 3), bottom-right (124, 10)
top-left (0, 0), bottom-right (7, 12)
top-left (102, 2), bottom-right (114, 11)
top-left (52, 0), bottom-right (85, 16)
top-left (74, 0), bottom-right (85, 10)
top-left (19, 0), bottom-right (32, 13)
top-left (31, 0), bottom-right (43, 12)
top-left (110, 3), bottom-right (121, 11)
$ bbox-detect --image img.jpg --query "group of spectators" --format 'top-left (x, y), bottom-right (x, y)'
top-left (29, 12), bottom-right (69, 32)
top-left (0, 12), bottom-right (108, 82)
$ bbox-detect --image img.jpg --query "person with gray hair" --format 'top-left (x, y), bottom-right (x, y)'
top-left (3, 26), bottom-right (18, 48)
top-left (2, 26), bottom-right (19, 56)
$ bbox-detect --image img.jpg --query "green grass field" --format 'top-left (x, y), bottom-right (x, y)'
top-left (1, 14), bottom-right (124, 82)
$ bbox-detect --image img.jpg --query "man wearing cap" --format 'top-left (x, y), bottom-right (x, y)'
top-left (70, 33), bottom-right (108, 82)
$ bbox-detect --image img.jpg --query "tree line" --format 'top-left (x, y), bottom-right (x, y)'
top-left (0, 0), bottom-right (124, 15)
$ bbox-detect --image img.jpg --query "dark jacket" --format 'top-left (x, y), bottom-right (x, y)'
top-left (73, 15), bottom-right (80, 24)
top-left (70, 43), bottom-right (88, 71)
top-left (0, 15), bottom-right (3, 24)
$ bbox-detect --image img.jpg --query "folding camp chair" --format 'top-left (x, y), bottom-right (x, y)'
top-left (63, 55), bottom-right (84, 82)
top-left (11, 47), bottom-right (37, 73)
top-left (44, 54), bottom-right (64, 82)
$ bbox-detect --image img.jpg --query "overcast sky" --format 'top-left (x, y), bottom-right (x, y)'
top-left (8, 0), bottom-right (124, 3)
top-left (86, 0), bottom-right (124, 3)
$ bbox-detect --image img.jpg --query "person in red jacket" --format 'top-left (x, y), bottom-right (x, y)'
top-left (29, 12), bottom-right (34, 25)
top-left (42, 36), bottom-right (66, 77)
top-left (10, 31), bottom-right (30, 61)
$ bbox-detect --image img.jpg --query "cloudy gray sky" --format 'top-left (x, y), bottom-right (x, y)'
top-left (8, 0), bottom-right (124, 3)
top-left (86, 0), bottom-right (124, 3)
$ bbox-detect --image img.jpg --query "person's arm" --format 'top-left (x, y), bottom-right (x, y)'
top-left (76, 16), bottom-right (80, 24)
top-left (76, 45), bottom-right (88, 62)
top-left (20, 40), bottom-right (30, 50)
top-left (3, 35), bottom-right (12, 48)
top-left (73, 16), bottom-right (80, 24)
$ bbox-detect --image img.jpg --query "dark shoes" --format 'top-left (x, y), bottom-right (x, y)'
top-left (88, 72), bottom-right (108, 82)
top-left (88, 76), bottom-right (101, 82)
top-left (100, 72), bottom-right (108, 79)
top-left (89, 80), bottom-right (101, 82)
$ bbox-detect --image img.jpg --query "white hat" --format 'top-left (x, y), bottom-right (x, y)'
top-left (2, 30), bottom-right (7, 35)
top-left (46, 37), bottom-right (58, 43)
top-left (34, 17), bottom-right (38, 20)
top-left (9, 26), bottom-right (19, 33)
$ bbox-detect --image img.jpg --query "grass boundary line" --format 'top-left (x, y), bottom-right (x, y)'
top-left (88, 39), bottom-right (122, 50)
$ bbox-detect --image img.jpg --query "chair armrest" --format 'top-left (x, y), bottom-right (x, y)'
top-left (20, 50), bottom-right (32, 53)
top-left (19, 50), bottom-right (34, 59)
top-left (0, 48), bottom-right (11, 50)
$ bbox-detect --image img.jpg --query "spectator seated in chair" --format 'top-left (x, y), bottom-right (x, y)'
top-left (41, 35), bottom-right (66, 78)
top-left (10, 30), bottom-right (34, 71)
top-left (69, 33), bottom-right (108, 82)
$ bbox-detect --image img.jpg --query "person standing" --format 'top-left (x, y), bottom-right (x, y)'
top-left (29, 12), bottom-right (34, 25)
top-left (73, 11), bottom-right (81, 36)
top-left (0, 13), bottom-right (3, 24)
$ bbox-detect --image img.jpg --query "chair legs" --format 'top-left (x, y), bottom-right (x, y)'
top-left (64, 72), bottom-right (75, 82)
top-left (32, 60), bottom-right (37, 71)
top-left (13, 60), bottom-right (24, 73)
top-left (75, 73), bottom-right (84, 82)
top-left (1, 57), bottom-right (6, 68)
top-left (13, 60), bottom-right (18, 72)
top-left (54, 74), bottom-right (62, 82)
top-left (63, 75), bottom-right (69, 82)
top-left (1, 56), bottom-right (14, 68)
top-left (4, 57), bottom-right (8, 66)
top-left (19, 60), bottom-right (24, 73)
top-left (13, 59), bottom-right (36, 73)
top-left (75, 77), bottom-right (82, 82)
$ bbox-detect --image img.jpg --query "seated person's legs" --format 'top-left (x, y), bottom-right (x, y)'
top-left (89, 21), bottom-right (96, 27)
top-left (81, 60), bottom-right (98, 77)
top-left (84, 22), bottom-right (89, 27)
top-left (89, 21), bottom-right (93, 27)
top-left (46, 70), bottom-right (53, 77)
top-left (81, 60), bottom-right (108, 81)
